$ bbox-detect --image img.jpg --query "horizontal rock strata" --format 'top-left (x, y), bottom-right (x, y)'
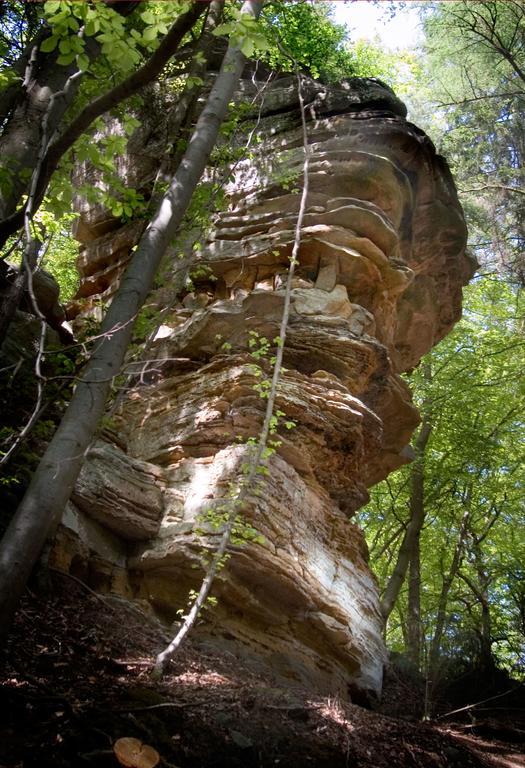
top-left (51, 76), bottom-right (474, 702)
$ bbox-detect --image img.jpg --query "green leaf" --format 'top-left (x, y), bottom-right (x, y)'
top-left (72, 3), bottom-right (87, 21)
top-left (212, 21), bottom-right (234, 37)
top-left (186, 75), bottom-right (204, 88)
top-left (84, 19), bottom-right (99, 36)
top-left (56, 52), bottom-right (76, 66)
top-left (69, 36), bottom-right (83, 53)
top-left (47, 11), bottom-right (69, 25)
top-left (76, 53), bottom-right (90, 71)
top-left (240, 38), bottom-right (255, 58)
top-left (58, 37), bottom-right (71, 54)
top-left (142, 26), bottom-right (158, 42)
top-left (140, 9), bottom-right (155, 24)
top-left (253, 33), bottom-right (270, 51)
top-left (40, 35), bottom-right (59, 53)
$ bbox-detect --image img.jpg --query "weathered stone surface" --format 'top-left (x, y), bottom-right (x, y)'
top-left (48, 502), bottom-right (131, 596)
top-left (72, 442), bottom-right (165, 541)
top-left (52, 75), bottom-right (474, 702)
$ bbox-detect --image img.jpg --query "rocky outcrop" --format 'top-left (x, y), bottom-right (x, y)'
top-left (50, 76), bottom-right (474, 702)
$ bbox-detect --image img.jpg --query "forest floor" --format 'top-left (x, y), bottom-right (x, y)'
top-left (1, 573), bottom-right (524, 768)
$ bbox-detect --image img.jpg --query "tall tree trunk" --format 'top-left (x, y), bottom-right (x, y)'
top-left (0, 1), bottom-right (136, 224)
top-left (477, 562), bottom-right (493, 671)
top-left (0, 240), bottom-right (40, 345)
top-left (0, 1), bottom-right (205, 248)
top-left (460, 545), bottom-right (494, 672)
top-left (0, 41), bottom-right (94, 222)
top-left (381, 363), bottom-right (433, 623)
top-left (428, 492), bottom-right (472, 679)
top-left (407, 531), bottom-right (421, 668)
top-left (0, 28), bottom-right (48, 127)
top-left (0, 2), bottom-right (204, 348)
top-left (153, 0), bottom-right (225, 192)
top-left (0, 0), bottom-right (264, 642)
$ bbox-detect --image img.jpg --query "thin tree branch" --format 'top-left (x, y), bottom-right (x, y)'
top-left (153, 65), bottom-right (310, 678)
top-left (460, 183), bottom-right (525, 196)
top-left (0, 2), bottom-right (205, 245)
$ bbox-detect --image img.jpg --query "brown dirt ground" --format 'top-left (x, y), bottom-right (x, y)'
top-left (1, 572), bottom-right (524, 768)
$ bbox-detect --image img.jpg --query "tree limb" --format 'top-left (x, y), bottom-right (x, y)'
top-left (0, 0), bottom-right (263, 644)
top-left (460, 183), bottom-right (525, 196)
top-left (0, 1), bottom-right (205, 246)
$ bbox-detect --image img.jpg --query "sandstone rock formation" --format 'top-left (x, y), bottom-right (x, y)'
top-left (50, 76), bottom-right (474, 702)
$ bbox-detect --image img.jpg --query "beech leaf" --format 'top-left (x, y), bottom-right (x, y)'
top-left (113, 737), bottom-right (160, 768)
top-left (40, 35), bottom-right (59, 53)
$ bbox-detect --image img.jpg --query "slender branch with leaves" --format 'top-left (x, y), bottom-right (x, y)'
top-left (153, 68), bottom-right (311, 677)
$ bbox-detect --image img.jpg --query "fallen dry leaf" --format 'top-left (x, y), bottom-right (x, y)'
top-left (113, 736), bottom-right (160, 768)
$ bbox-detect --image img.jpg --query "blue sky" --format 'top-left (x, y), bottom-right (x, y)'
top-left (330, 1), bottom-right (423, 49)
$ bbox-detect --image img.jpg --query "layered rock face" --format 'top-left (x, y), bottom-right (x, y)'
top-left (51, 76), bottom-right (473, 702)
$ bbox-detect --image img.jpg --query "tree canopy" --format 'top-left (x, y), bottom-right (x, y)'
top-left (360, 0), bottom-right (525, 690)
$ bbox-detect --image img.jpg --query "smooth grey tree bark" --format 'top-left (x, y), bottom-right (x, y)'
top-left (0, 0), bottom-right (264, 641)
top-left (0, 38), bottom-right (96, 223)
top-left (0, 1), bottom-right (136, 225)
top-left (0, 2), bottom-right (205, 349)
top-left (0, 1), bottom-right (206, 247)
